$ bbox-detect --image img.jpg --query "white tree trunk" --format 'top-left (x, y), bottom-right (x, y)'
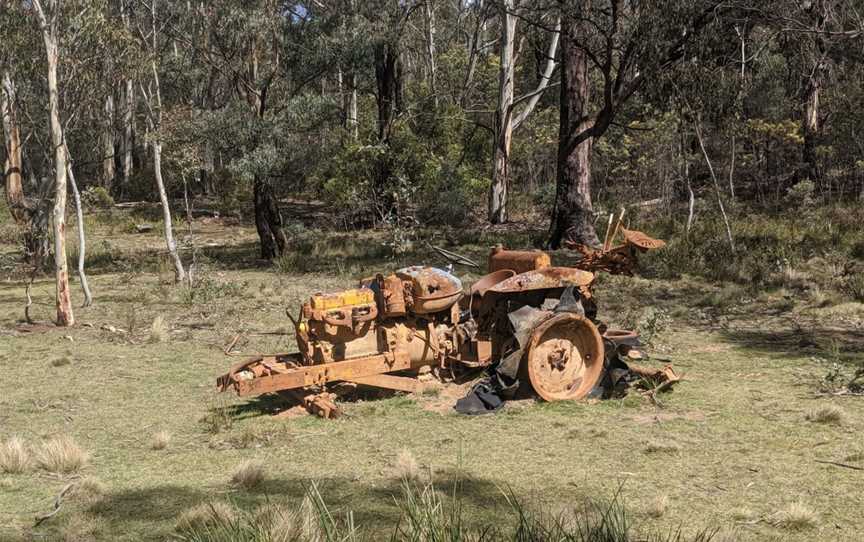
top-left (65, 145), bottom-right (93, 307)
top-left (34, 0), bottom-right (74, 326)
top-left (124, 79), bottom-right (134, 188)
top-left (424, 0), bottom-right (438, 110)
top-left (153, 140), bottom-right (185, 282)
top-left (488, 0), bottom-right (516, 224)
top-left (103, 92), bottom-right (115, 188)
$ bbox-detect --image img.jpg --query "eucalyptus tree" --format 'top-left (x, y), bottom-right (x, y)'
top-left (488, 0), bottom-right (560, 224)
top-left (548, 0), bottom-right (723, 248)
top-left (32, 0), bottom-right (74, 325)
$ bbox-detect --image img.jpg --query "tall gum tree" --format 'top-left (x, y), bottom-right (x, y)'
top-left (488, 0), bottom-right (560, 224)
top-left (547, 0), bottom-right (721, 248)
top-left (32, 0), bottom-right (74, 326)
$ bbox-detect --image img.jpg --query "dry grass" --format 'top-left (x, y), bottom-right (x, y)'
top-left (646, 495), bottom-right (669, 518)
top-left (149, 430), bottom-right (171, 451)
top-left (731, 507), bottom-right (756, 522)
top-left (774, 501), bottom-right (818, 531)
top-left (230, 459), bottom-right (266, 490)
top-left (149, 315), bottom-right (169, 343)
top-left (51, 355), bottom-right (73, 367)
top-left (253, 500), bottom-right (322, 542)
top-left (70, 476), bottom-right (106, 502)
top-left (805, 404), bottom-right (846, 425)
top-left (392, 448), bottom-right (421, 482)
top-left (36, 436), bottom-right (90, 474)
top-left (60, 512), bottom-right (108, 542)
top-left (0, 437), bottom-right (31, 474)
top-left (643, 439), bottom-right (681, 455)
top-left (175, 501), bottom-right (237, 533)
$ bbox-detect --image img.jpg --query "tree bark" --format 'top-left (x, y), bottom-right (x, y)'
top-left (34, 0), bottom-right (74, 326)
top-left (424, 0), bottom-right (438, 110)
top-left (253, 175), bottom-right (288, 259)
top-left (123, 79), bottom-right (134, 191)
top-left (547, 5), bottom-right (599, 249)
top-left (65, 145), bottom-right (93, 307)
top-left (346, 73), bottom-right (358, 140)
top-left (102, 92), bottom-right (115, 190)
top-left (375, 43), bottom-right (401, 142)
top-left (489, 9), bottom-right (560, 224)
top-left (488, 0), bottom-right (516, 224)
top-left (2, 71), bottom-right (25, 225)
top-left (153, 139), bottom-right (186, 282)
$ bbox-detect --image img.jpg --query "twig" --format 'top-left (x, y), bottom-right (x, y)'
top-left (34, 483), bottom-right (74, 527)
top-left (815, 459), bottom-right (864, 471)
top-left (224, 333), bottom-right (242, 355)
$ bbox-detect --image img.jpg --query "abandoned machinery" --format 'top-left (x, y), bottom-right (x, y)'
top-left (216, 227), bottom-right (678, 418)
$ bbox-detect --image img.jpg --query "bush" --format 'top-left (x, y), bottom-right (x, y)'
top-left (82, 186), bottom-right (115, 208)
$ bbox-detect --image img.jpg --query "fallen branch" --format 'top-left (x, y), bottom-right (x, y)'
top-left (34, 482), bottom-right (74, 527)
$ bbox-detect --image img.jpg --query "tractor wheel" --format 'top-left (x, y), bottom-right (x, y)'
top-left (524, 313), bottom-right (605, 401)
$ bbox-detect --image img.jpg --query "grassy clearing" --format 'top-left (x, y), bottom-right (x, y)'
top-left (0, 214), bottom-right (862, 541)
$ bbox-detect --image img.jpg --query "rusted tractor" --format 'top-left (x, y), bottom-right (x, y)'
top-left (216, 227), bottom-right (668, 417)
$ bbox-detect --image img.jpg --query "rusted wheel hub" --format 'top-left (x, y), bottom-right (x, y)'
top-left (524, 313), bottom-right (604, 401)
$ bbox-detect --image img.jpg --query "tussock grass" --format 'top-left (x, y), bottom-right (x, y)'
top-left (71, 476), bottom-right (106, 502)
top-left (643, 439), bottom-right (681, 455)
top-left (774, 502), bottom-right (818, 531)
top-left (731, 507), bottom-right (756, 522)
top-left (149, 315), bottom-right (169, 343)
top-left (173, 482), bottom-right (719, 542)
top-left (36, 436), bottom-right (89, 474)
top-left (60, 512), bottom-right (107, 542)
top-left (646, 495), bottom-right (669, 518)
top-left (0, 437), bottom-right (31, 474)
top-left (176, 501), bottom-right (237, 533)
top-left (805, 404), bottom-right (846, 425)
top-left (392, 449), bottom-right (421, 482)
top-left (150, 430), bottom-right (171, 451)
top-left (230, 460), bottom-right (266, 490)
top-left (51, 355), bottom-right (72, 367)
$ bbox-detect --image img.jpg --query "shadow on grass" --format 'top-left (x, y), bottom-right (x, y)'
top-left (88, 471), bottom-right (510, 540)
top-left (718, 325), bottom-right (864, 362)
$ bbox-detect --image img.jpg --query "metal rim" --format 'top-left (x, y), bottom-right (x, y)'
top-left (525, 313), bottom-right (604, 401)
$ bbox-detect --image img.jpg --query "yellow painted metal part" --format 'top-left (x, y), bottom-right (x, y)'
top-left (309, 288), bottom-right (375, 310)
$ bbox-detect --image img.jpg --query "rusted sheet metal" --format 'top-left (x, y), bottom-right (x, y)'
top-left (524, 313), bottom-right (604, 401)
top-left (487, 267), bottom-right (595, 294)
top-left (567, 228), bottom-right (666, 276)
top-left (225, 350), bottom-right (412, 396)
top-left (622, 228), bottom-right (666, 250)
top-left (488, 246), bottom-right (551, 274)
top-left (347, 374), bottom-right (420, 393)
top-left (396, 266), bottom-right (463, 313)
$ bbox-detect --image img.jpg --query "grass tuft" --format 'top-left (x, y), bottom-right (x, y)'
top-left (230, 459), bottom-right (266, 490)
top-left (36, 436), bottom-right (90, 474)
top-left (392, 449), bottom-right (421, 482)
top-left (149, 315), bottom-right (169, 343)
top-left (774, 501), bottom-right (818, 530)
top-left (150, 430), bottom-right (171, 451)
top-left (646, 495), bottom-right (669, 518)
top-left (805, 404), bottom-right (846, 425)
top-left (175, 501), bottom-right (237, 533)
top-left (0, 437), bottom-right (31, 474)
top-left (60, 512), bottom-right (108, 542)
top-left (643, 439), bottom-right (681, 455)
top-left (51, 356), bottom-right (73, 367)
top-left (71, 476), bottom-right (106, 502)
